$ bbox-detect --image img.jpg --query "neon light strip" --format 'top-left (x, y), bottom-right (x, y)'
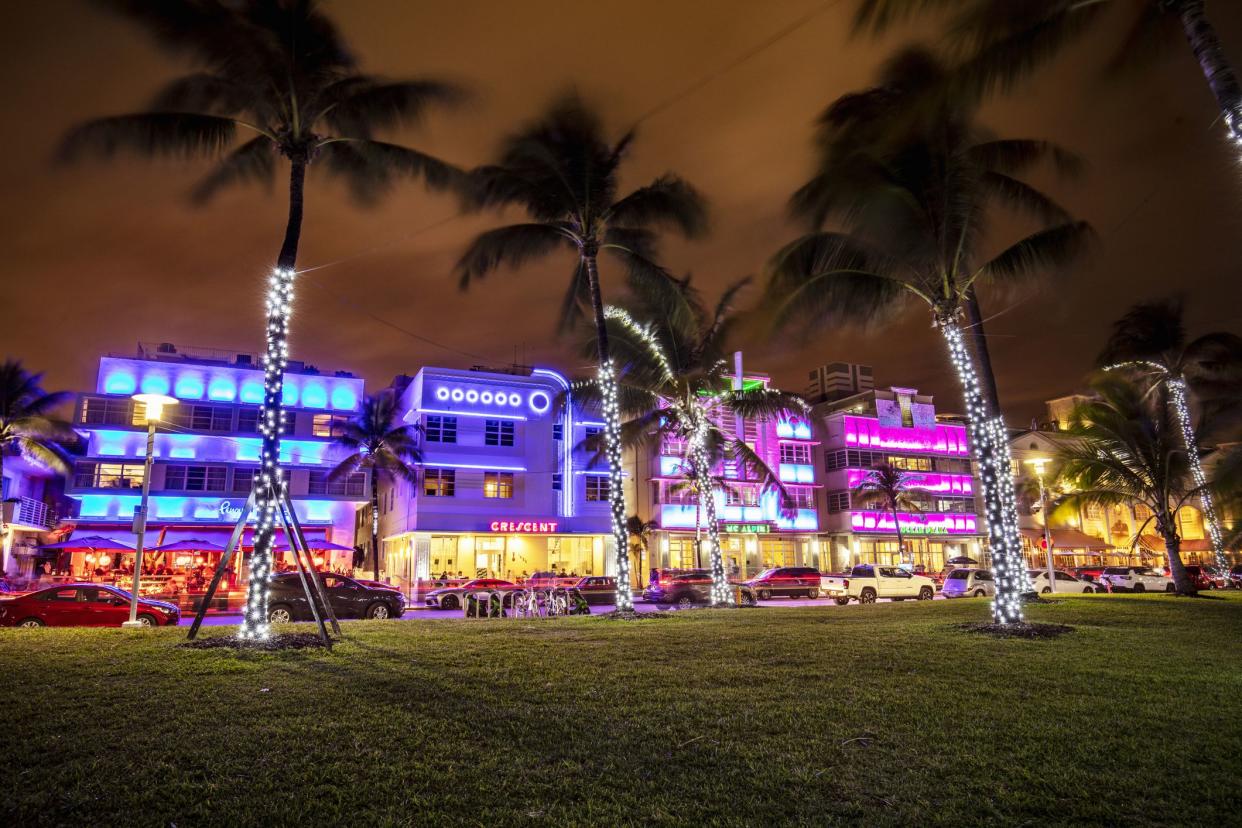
top-left (578, 420), bottom-right (606, 427)
top-left (416, 407), bottom-right (528, 421)
top-left (533, 368), bottom-right (574, 519)
top-left (423, 462), bottom-right (527, 472)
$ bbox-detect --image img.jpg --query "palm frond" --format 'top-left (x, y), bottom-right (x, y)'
top-left (455, 222), bottom-right (570, 287)
top-left (317, 138), bottom-right (464, 205)
top-left (974, 221), bottom-right (1093, 289)
top-left (57, 112), bottom-right (237, 162)
top-left (320, 77), bottom-right (466, 136)
top-left (607, 175), bottom-right (708, 238)
top-left (190, 136), bottom-right (276, 203)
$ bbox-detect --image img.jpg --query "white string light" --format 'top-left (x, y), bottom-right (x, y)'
top-left (940, 319), bottom-right (1027, 624)
top-left (238, 267), bottom-right (296, 640)
top-left (597, 360), bottom-right (634, 611)
top-left (1168, 377), bottom-right (1229, 572)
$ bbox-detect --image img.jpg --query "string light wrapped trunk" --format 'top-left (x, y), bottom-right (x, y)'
top-left (939, 318), bottom-right (1027, 624)
top-left (597, 360), bottom-right (634, 611)
top-left (1167, 377), bottom-right (1230, 572)
top-left (691, 416), bottom-right (734, 606)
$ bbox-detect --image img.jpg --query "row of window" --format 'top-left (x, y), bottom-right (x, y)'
top-left (80, 397), bottom-right (345, 437)
top-left (421, 469), bottom-right (610, 501)
top-left (778, 443), bottom-right (812, 465)
top-left (424, 415), bottom-right (599, 449)
top-left (824, 490), bottom-right (976, 514)
top-left (660, 483), bottom-right (815, 510)
top-left (72, 462), bottom-right (365, 496)
top-left (824, 449), bottom-right (970, 473)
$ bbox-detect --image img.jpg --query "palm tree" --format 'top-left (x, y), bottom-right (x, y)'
top-left (625, 515), bottom-right (658, 588)
top-left (1098, 298), bottom-right (1242, 574)
top-left (326, 392), bottom-right (421, 582)
top-left (457, 95), bottom-right (707, 610)
top-left (764, 47), bottom-right (1094, 624)
top-left (595, 278), bottom-right (802, 605)
top-left (0, 360), bottom-right (76, 490)
top-left (851, 462), bottom-right (922, 565)
top-left (854, 1), bottom-right (1242, 149)
top-left (1053, 373), bottom-right (1233, 595)
top-left (60, 1), bottom-right (464, 639)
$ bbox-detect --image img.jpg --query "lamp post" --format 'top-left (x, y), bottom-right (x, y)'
top-left (121, 393), bottom-right (178, 629)
top-left (1024, 457), bottom-right (1056, 594)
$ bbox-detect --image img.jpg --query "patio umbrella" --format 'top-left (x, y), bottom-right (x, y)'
top-left (149, 539), bottom-right (227, 552)
top-left (946, 556), bottom-right (978, 565)
top-left (40, 535), bottom-right (135, 550)
top-left (272, 540), bottom-right (354, 552)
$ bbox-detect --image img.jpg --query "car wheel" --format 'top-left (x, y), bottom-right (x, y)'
top-left (1133, 583), bottom-right (1145, 593)
top-left (137, 613), bottom-right (159, 627)
top-left (806, 588), bottom-right (819, 599)
top-left (859, 589), bottom-right (877, 604)
top-left (268, 604), bottom-right (294, 624)
top-left (973, 590), bottom-right (985, 598)
top-left (676, 595), bottom-right (694, 610)
top-left (16, 617), bottom-right (44, 628)
top-left (365, 602), bottom-right (391, 620)
top-left (834, 597), bottom-right (850, 606)
top-left (1083, 586), bottom-right (1094, 594)
top-left (441, 595), bottom-right (459, 611)
top-left (744, 591), bottom-right (758, 607)
top-left (918, 587), bottom-right (933, 600)
top-left (1041, 587), bottom-right (1052, 594)
top-left (1164, 583), bottom-right (1175, 593)
top-left (757, 589), bottom-right (771, 601)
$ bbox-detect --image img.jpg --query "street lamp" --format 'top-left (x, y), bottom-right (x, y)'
top-left (121, 393), bottom-right (178, 629)
top-left (1024, 457), bottom-right (1056, 594)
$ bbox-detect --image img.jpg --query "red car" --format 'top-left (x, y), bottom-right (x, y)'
top-left (0, 583), bottom-right (180, 628)
top-left (1182, 565), bottom-right (1227, 590)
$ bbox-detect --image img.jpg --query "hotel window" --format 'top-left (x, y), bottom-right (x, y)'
top-left (312, 413), bottom-right (350, 438)
top-left (484, 472), bottom-right (514, 499)
top-left (485, 419), bottom-right (515, 447)
top-left (888, 455), bottom-right (931, 471)
top-left (825, 450), bottom-right (847, 471)
top-left (552, 423), bottom-right (563, 441)
top-left (584, 426), bottom-right (602, 444)
top-left (552, 473), bottom-right (563, 491)
top-left (424, 468), bottom-right (455, 497)
top-left (664, 485), bottom-right (697, 505)
top-left (425, 415), bottom-right (457, 443)
top-left (81, 397), bottom-right (135, 427)
top-left (232, 467), bottom-right (257, 493)
top-left (308, 470), bottom-right (366, 497)
top-left (164, 464), bottom-right (227, 492)
top-left (1085, 503), bottom-right (1104, 521)
top-left (826, 491), bottom-right (851, 513)
top-left (236, 408), bottom-right (294, 435)
top-left (173, 404), bottom-right (233, 432)
top-left (779, 443), bottom-right (811, 464)
top-left (1134, 503), bottom-right (1153, 524)
top-left (726, 486), bottom-right (759, 506)
top-left (585, 474), bottom-right (610, 502)
top-left (74, 461), bottom-right (144, 489)
top-left (790, 488), bottom-right (815, 509)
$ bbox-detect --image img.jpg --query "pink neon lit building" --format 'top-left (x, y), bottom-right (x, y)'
top-left (814, 383), bottom-right (985, 573)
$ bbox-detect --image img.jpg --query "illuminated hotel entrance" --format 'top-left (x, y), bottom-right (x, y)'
top-left (655, 531), bottom-right (821, 578)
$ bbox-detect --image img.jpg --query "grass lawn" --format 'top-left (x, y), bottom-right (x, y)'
top-left (2, 595), bottom-right (1241, 826)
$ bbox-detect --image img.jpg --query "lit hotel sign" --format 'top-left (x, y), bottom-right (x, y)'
top-left (721, 522), bottom-right (772, 534)
top-left (489, 520), bottom-right (560, 533)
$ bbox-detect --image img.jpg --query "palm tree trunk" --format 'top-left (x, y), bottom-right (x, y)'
top-left (890, 499), bottom-right (907, 565)
top-left (692, 422), bottom-right (734, 606)
top-left (240, 157), bottom-right (306, 639)
top-left (370, 469), bottom-right (381, 581)
top-left (938, 316), bottom-right (1026, 624)
top-left (1177, 0), bottom-right (1242, 146)
top-left (1160, 517), bottom-right (1197, 596)
top-left (1167, 377), bottom-right (1230, 572)
top-left (583, 248), bottom-right (634, 611)
top-left (964, 288), bottom-right (1002, 416)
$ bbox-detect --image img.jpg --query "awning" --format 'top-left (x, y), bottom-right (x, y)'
top-left (1139, 536), bottom-right (1213, 553)
top-left (1020, 527), bottom-right (1111, 551)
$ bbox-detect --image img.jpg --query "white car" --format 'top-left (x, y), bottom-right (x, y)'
top-left (1028, 569), bottom-right (1096, 594)
top-left (941, 568), bottom-right (995, 598)
top-left (821, 564), bottom-right (937, 604)
top-left (1100, 566), bottom-right (1173, 593)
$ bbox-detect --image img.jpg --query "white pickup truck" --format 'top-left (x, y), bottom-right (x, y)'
top-left (822, 564), bottom-right (937, 605)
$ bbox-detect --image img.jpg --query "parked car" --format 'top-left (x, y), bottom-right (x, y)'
top-left (1028, 569), bottom-right (1095, 594)
top-left (570, 576), bottom-right (618, 605)
top-left (643, 571), bottom-right (758, 608)
top-left (1181, 565), bottom-right (1227, 590)
top-left (424, 578), bottom-right (518, 610)
top-left (744, 566), bottom-right (822, 600)
top-left (822, 564), bottom-right (936, 604)
top-left (0, 583), bottom-right (180, 627)
top-left (267, 572), bottom-right (405, 622)
top-left (1231, 564), bottom-right (1242, 589)
top-left (940, 568), bottom-right (995, 599)
top-left (1072, 565), bottom-right (1108, 585)
top-left (1099, 566), bottom-right (1174, 593)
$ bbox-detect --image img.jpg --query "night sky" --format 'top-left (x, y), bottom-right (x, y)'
top-left (3, 0), bottom-right (1242, 422)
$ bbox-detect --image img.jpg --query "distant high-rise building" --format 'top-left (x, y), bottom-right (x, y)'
top-left (806, 362), bottom-right (874, 402)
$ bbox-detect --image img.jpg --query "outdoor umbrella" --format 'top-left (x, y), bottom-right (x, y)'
top-left (149, 539), bottom-right (227, 552)
top-left (40, 535), bottom-right (135, 550)
top-left (946, 556), bottom-right (978, 565)
top-left (272, 540), bottom-right (354, 551)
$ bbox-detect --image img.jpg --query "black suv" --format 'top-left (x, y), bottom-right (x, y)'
top-left (744, 566), bottom-right (822, 599)
top-left (643, 570), bottom-right (758, 608)
top-left (267, 572), bottom-right (405, 623)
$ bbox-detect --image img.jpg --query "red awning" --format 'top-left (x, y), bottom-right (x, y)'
top-left (1020, 527), bottom-right (1111, 551)
top-left (1139, 536), bottom-right (1213, 553)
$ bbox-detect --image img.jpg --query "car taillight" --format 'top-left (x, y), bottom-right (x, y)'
top-left (842, 579), bottom-right (849, 589)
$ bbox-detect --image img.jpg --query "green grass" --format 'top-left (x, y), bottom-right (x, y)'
top-left (3, 595), bottom-right (1241, 826)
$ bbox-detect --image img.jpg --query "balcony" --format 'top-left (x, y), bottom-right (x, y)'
top-left (2, 496), bottom-right (56, 531)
